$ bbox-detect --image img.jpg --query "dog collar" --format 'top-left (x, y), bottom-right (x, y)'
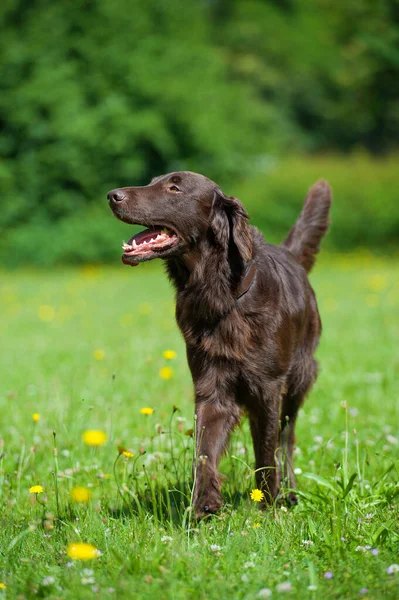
top-left (236, 259), bottom-right (256, 299)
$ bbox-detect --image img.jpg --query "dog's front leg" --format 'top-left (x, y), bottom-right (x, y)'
top-left (193, 397), bottom-right (241, 519)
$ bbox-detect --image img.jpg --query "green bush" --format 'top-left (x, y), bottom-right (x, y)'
top-left (233, 153), bottom-right (399, 251)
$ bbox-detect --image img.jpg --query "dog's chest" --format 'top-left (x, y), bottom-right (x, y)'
top-left (175, 300), bottom-right (254, 361)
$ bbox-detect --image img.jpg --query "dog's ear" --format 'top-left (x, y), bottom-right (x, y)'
top-left (210, 190), bottom-right (252, 263)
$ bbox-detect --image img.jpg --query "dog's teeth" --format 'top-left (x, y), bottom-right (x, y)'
top-left (132, 240), bottom-right (137, 248)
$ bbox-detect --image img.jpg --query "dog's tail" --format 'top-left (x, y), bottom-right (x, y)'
top-left (281, 180), bottom-right (332, 273)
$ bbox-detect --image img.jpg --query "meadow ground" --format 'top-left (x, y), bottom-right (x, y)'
top-left (0, 253), bottom-right (398, 599)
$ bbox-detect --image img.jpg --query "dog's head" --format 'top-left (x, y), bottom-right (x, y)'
top-left (108, 171), bottom-right (252, 267)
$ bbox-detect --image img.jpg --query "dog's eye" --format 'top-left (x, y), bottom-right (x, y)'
top-left (169, 185), bottom-right (180, 192)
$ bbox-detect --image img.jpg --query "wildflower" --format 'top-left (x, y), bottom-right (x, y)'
top-left (324, 572), bottom-right (334, 579)
top-left (163, 350), bottom-right (176, 360)
top-left (210, 544), bottom-right (222, 552)
top-left (307, 585), bottom-right (317, 591)
top-left (371, 548), bottom-right (379, 556)
top-left (258, 589), bottom-right (272, 598)
top-left (159, 366), bottom-right (174, 380)
top-left (250, 489), bottom-right (264, 502)
top-left (38, 305), bottom-right (55, 322)
top-left (32, 413), bottom-right (40, 423)
top-left (117, 445), bottom-right (134, 457)
top-left (29, 485), bottom-right (44, 494)
top-left (140, 407), bottom-right (154, 415)
top-left (93, 349), bottom-right (105, 361)
top-left (82, 430), bottom-right (107, 446)
top-left (244, 561), bottom-right (256, 569)
top-left (67, 543), bottom-right (101, 561)
top-left (161, 536), bottom-right (173, 543)
top-left (280, 505), bottom-right (288, 513)
top-left (302, 540), bottom-right (314, 546)
top-left (70, 487), bottom-right (91, 503)
top-left (42, 576), bottom-right (55, 586)
top-left (276, 582), bottom-right (292, 592)
top-left (81, 577), bottom-right (95, 585)
top-left (0, 583), bottom-right (6, 589)
top-left (359, 589), bottom-right (368, 594)
top-left (241, 574), bottom-right (249, 583)
top-left (294, 467), bottom-right (302, 475)
top-left (253, 522), bottom-right (261, 528)
top-left (386, 564), bottom-right (399, 575)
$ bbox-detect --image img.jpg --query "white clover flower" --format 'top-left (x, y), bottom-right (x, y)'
top-left (210, 544), bottom-right (222, 552)
top-left (42, 576), bottom-right (55, 586)
top-left (276, 582), bottom-right (292, 592)
top-left (386, 564), bottom-right (399, 575)
top-left (258, 589), bottom-right (272, 598)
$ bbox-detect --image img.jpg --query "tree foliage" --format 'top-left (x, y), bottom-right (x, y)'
top-left (0, 0), bottom-right (398, 265)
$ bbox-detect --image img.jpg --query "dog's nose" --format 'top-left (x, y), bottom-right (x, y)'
top-left (107, 189), bottom-right (126, 203)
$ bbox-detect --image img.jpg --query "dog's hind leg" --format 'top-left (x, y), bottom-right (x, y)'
top-left (279, 357), bottom-right (318, 504)
top-left (248, 380), bottom-right (283, 504)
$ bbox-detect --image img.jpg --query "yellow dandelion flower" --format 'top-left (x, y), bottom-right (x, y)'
top-left (29, 485), bottom-right (44, 494)
top-left (82, 430), bottom-right (107, 446)
top-left (163, 350), bottom-right (176, 360)
top-left (253, 522), bottom-right (261, 528)
top-left (32, 413), bottom-right (40, 423)
top-left (70, 487), bottom-right (91, 503)
top-left (159, 366), bottom-right (174, 380)
top-left (122, 450), bottom-right (134, 458)
top-left (67, 542), bottom-right (101, 561)
top-left (0, 583), bottom-right (6, 589)
top-left (38, 305), bottom-right (55, 322)
top-left (250, 488), bottom-right (264, 502)
top-left (93, 349), bottom-right (105, 361)
top-left (367, 274), bottom-right (387, 292)
top-left (140, 407), bottom-right (154, 415)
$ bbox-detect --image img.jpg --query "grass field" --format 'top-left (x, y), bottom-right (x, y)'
top-left (0, 253), bottom-right (398, 599)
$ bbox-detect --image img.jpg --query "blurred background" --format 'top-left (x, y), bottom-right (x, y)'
top-left (0, 0), bottom-right (398, 267)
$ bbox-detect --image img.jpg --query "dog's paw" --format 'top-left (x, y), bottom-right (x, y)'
top-left (194, 487), bottom-right (223, 520)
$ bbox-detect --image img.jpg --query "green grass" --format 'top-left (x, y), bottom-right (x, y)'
top-left (0, 253), bottom-right (398, 599)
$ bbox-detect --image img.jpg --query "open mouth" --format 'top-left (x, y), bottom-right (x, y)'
top-left (121, 226), bottom-right (179, 265)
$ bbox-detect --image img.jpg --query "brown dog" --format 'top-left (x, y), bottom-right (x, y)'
top-left (108, 172), bottom-right (331, 517)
